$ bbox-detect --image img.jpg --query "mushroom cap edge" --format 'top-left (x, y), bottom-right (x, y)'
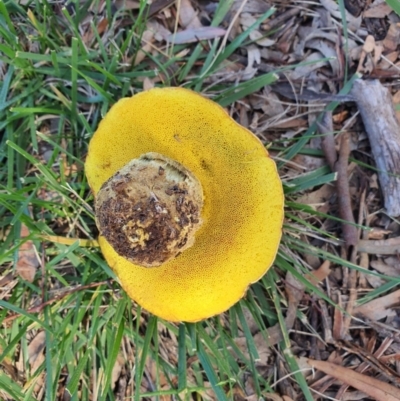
top-left (85, 87), bottom-right (284, 322)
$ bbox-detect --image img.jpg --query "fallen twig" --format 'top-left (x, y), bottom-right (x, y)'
top-left (318, 113), bottom-right (358, 247)
top-left (336, 133), bottom-right (358, 247)
top-left (308, 358), bottom-right (400, 401)
top-left (350, 79), bottom-right (400, 217)
top-left (358, 237), bottom-right (400, 254)
top-left (337, 339), bottom-right (400, 388)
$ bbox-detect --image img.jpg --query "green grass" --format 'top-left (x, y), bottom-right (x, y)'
top-left (0, 1), bottom-right (396, 400)
top-left (385, 0), bottom-right (400, 16)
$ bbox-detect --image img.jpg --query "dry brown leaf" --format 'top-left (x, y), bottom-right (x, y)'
top-left (82, 17), bottom-right (108, 45)
top-left (333, 110), bottom-right (349, 124)
top-left (273, 118), bottom-right (308, 129)
top-left (111, 354), bottom-right (124, 390)
top-left (167, 26), bottom-right (226, 44)
top-left (341, 390), bottom-right (371, 400)
top-left (369, 173), bottom-right (379, 189)
top-left (28, 331), bottom-right (46, 374)
top-left (285, 271), bottom-right (305, 303)
top-left (335, 338), bottom-right (394, 400)
top-left (228, 384), bottom-right (246, 400)
top-left (247, 45), bottom-right (261, 67)
top-left (133, 20), bottom-right (172, 64)
top-left (143, 77), bottom-right (155, 91)
top-left (376, 50), bottom-right (398, 71)
top-left (364, 2), bottom-right (393, 18)
top-left (382, 256), bottom-right (400, 267)
top-left (380, 353), bottom-right (400, 363)
top-left (297, 184), bottom-right (335, 209)
top-left (354, 289), bottom-right (400, 320)
top-left (308, 358), bottom-right (400, 401)
top-left (242, 306), bottom-right (260, 334)
top-left (0, 273), bottom-right (17, 302)
top-left (0, 343), bottom-right (18, 381)
top-left (291, 52), bottom-right (329, 80)
top-left (232, 324), bottom-right (275, 366)
top-left (240, 45), bottom-right (260, 81)
top-left (305, 260), bottom-right (331, 285)
top-left (198, 383), bottom-right (218, 401)
top-left (383, 51), bottom-right (399, 64)
top-left (370, 259), bottom-right (400, 277)
top-left (292, 153), bottom-right (327, 173)
top-left (250, 91), bottom-right (284, 118)
top-left (204, 60), bottom-right (244, 84)
top-left (250, 29), bottom-right (275, 47)
top-left (16, 224), bottom-right (38, 283)
top-left (310, 351), bottom-right (343, 391)
top-left (263, 393), bottom-right (286, 401)
top-left (114, 0), bottom-right (140, 11)
top-left (230, 0), bottom-right (271, 14)
top-left (393, 89), bottom-right (400, 124)
top-left (307, 39), bottom-right (340, 75)
top-left (241, 13), bottom-right (275, 46)
top-left (320, 0), bottom-right (362, 31)
top-left (95, 17), bottom-right (108, 35)
top-left (383, 23), bottom-right (400, 53)
top-left (134, 29), bottom-right (155, 66)
top-left (367, 227), bottom-right (392, 240)
top-left (235, 331), bottom-right (273, 365)
top-left (0, 273), bottom-right (14, 289)
top-left (365, 273), bottom-right (385, 289)
top-left (15, 331), bottom-right (46, 395)
top-left (145, 356), bottom-right (175, 399)
top-left (62, 154), bottom-right (79, 176)
top-left (178, 0), bottom-right (202, 29)
top-left (147, 20), bottom-right (171, 43)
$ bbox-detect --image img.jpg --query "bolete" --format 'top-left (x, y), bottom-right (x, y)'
top-left (85, 87), bottom-right (284, 322)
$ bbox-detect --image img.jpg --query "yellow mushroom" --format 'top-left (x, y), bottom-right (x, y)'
top-left (85, 87), bottom-right (284, 322)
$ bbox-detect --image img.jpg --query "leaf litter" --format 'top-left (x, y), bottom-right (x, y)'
top-left (3, 0), bottom-right (400, 400)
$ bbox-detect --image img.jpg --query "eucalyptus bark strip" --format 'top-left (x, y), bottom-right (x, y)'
top-left (351, 79), bottom-right (400, 217)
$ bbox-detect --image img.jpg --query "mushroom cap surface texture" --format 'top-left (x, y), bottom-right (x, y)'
top-left (85, 87), bottom-right (284, 322)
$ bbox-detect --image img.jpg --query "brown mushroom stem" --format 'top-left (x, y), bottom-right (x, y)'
top-left (95, 152), bottom-right (203, 268)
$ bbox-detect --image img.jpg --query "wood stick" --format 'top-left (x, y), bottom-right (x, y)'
top-left (358, 237), bottom-right (400, 254)
top-left (335, 133), bottom-right (358, 246)
top-left (318, 113), bottom-right (358, 247)
top-left (351, 79), bottom-right (400, 217)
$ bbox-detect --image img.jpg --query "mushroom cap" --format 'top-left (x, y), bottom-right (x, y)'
top-left (85, 87), bottom-right (284, 322)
